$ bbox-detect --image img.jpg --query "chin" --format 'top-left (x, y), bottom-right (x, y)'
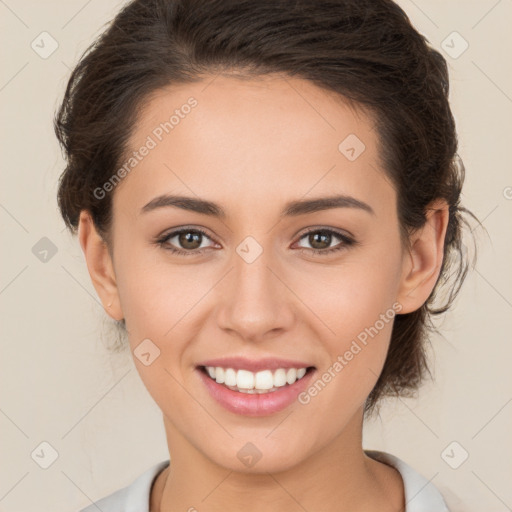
top-left (202, 437), bottom-right (312, 475)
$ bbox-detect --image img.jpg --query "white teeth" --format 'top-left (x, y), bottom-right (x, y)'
top-left (254, 370), bottom-right (273, 390)
top-left (215, 367), bottom-right (225, 384)
top-left (236, 369), bottom-right (255, 389)
top-left (204, 365), bottom-right (310, 393)
top-left (297, 368), bottom-right (307, 379)
top-left (273, 368), bottom-right (287, 387)
top-left (286, 368), bottom-right (297, 384)
top-left (224, 368), bottom-right (237, 387)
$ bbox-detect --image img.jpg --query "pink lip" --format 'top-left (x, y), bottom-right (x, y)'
top-left (196, 356), bottom-right (314, 372)
top-left (196, 366), bottom-right (316, 417)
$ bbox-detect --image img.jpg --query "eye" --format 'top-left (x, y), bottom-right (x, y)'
top-left (155, 227), bottom-right (217, 256)
top-left (294, 228), bottom-right (356, 255)
top-left (155, 226), bottom-right (357, 257)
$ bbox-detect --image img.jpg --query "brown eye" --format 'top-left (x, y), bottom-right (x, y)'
top-left (178, 231), bottom-right (203, 250)
top-left (156, 227), bottom-right (216, 256)
top-left (296, 228), bottom-right (355, 256)
top-left (307, 231), bottom-right (332, 250)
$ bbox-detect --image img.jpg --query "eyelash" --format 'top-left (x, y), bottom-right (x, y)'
top-left (155, 227), bottom-right (356, 257)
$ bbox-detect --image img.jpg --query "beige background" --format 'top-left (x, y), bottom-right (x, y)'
top-left (1, 0), bottom-right (511, 511)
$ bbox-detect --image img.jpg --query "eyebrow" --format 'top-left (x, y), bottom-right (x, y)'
top-left (140, 193), bottom-right (375, 218)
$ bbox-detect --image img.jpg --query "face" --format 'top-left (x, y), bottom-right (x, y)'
top-left (85, 74), bottom-right (434, 473)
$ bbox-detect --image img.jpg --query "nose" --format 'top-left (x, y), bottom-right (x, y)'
top-left (215, 246), bottom-right (296, 343)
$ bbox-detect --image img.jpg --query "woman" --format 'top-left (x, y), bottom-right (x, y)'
top-left (55, 0), bottom-right (478, 510)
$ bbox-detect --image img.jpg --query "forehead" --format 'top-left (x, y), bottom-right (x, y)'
top-left (114, 74), bottom-right (394, 219)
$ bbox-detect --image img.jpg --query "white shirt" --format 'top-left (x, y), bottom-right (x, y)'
top-left (77, 450), bottom-right (450, 512)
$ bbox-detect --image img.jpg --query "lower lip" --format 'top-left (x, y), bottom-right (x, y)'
top-left (196, 367), bottom-right (316, 417)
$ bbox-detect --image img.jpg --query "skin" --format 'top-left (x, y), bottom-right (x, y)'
top-left (78, 74), bottom-right (449, 512)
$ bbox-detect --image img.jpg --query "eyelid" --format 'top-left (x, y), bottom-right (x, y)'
top-left (157, 225), bottom-right (215, 240)
top-left (294, 225), bottom-right (355, 241)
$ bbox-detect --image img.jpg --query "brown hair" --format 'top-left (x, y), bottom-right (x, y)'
top-left (54, 0), bottom-right (481, 415)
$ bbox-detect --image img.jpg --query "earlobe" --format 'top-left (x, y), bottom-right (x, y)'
top-left (78, 210), bottom-right (123, 321)
top-left (396, 200), bottom-right (450, 314)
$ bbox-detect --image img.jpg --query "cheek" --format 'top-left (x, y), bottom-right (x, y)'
top-left (302, 250), bottom-right (401, 342)
top-left (296, 285), bottom-right (397, 428)
top-left (296, 248), bottom-right (402, 401)
top-left (114, 244), bottom-right (202, 341)
top-left (113, 251), bottom-right (202, 418)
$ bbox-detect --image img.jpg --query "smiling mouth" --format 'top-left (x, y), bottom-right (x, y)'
top-left (197, 365), bottom-right (316, 394)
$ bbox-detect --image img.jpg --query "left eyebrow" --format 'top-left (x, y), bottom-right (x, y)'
top-left (140, 193), bottom-right (375, 218)
top-left (281, 194), bottom-right (375, 217)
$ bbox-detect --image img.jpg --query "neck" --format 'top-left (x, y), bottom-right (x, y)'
top-left (151, 409), bottom-right (404, 512)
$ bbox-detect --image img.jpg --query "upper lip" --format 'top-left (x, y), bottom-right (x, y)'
top-left (196, 357), bottom-right (315, 373)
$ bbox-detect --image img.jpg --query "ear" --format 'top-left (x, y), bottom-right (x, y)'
top-left (396, 199), bottom-right (450, 314)
top-left (78, 210), bottom-right (123, 321)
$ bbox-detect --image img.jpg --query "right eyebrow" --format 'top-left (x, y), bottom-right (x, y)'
top-left (141, 195), bottom-right (226, 218)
